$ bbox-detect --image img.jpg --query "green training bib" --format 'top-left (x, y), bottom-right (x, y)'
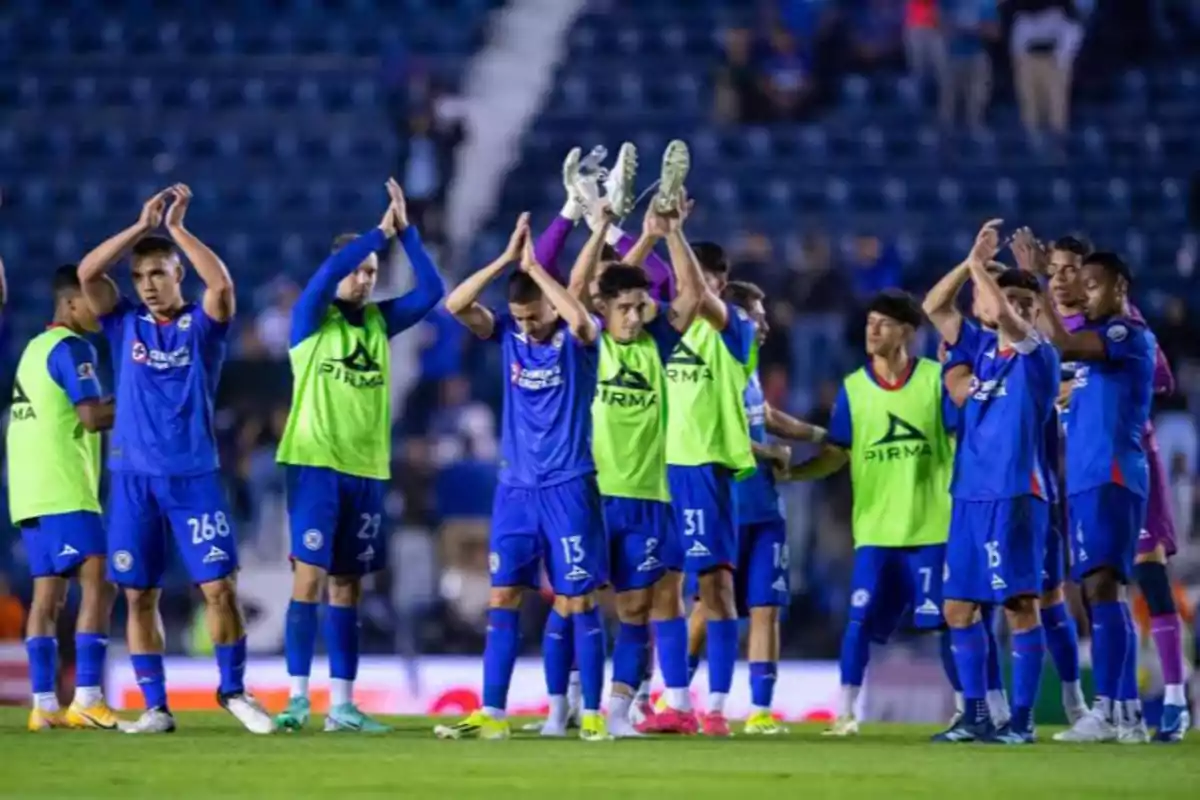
top-left (592, 330), bottom-right (669, 502)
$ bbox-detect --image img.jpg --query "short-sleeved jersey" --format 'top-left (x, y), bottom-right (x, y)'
top-left (492, 312), bottom-right (598, 489)
top-left (1063, 317), bottom-right (1155, 498)
top-left (949, 320), bottom-right (1059, 501)
top-left (101, 298), bottom-right (228, 476)
top-left (736, 371), bottom-right (784, 525)
top-left (47, 335), bottom-right (104, 404)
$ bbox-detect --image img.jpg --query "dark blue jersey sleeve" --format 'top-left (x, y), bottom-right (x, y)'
top-left (647, 304), bottom-right (683, 363)
top-left (487, 310), bottom-right (513, 344)
top-left (377, 226), bottom-right (446, 338)
top-left (99, 296), bottom-right (134, 348)
top-left (949, 318), bottom-right (987, 364)
top-left (46, 336), bottom-right (104, 404)
top-left (828, 384), bottom-right (853, 449)
top-left (291, 228), bottom-right (387, 347)
top-left (1098, 320), bottom-right (1153, 364)
top-left (718, 302), bottom-right (756, 365)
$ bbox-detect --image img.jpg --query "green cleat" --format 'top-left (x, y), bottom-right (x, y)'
top-left (324, 703), bottom-right (392, 733)
top-left (275, 696), bottom-right (311, 732)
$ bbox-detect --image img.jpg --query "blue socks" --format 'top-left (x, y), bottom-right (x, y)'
top-left (215, 636), bottom-right (247, 696)
top-left (130, 653), bottom-right (168, 710)
top-left (1040, 602), bottom-right (1080, 683)
top-left (652, 617), bottom-right (690, 689)
top-left (27, 636), bottom-right (56, 696)
top-left (325, 605), bottom-right (359, 683)
top-left (838, 619), bottom-right (870, 687)
top-left (542, 610), bottom-right (573, 696)
top-left (749, 661), bottom-right (777, 708)
top-left (1010, 626), bottom-right (1045, 731)
top-left (1091, 601), bottom-right (1127, 711)
top-left (613, 622), bottom-right (650, 689)
top-left (573, 607), bottom-right (606, 712)
top-left (285, 600), bottom-right (319, 680)
top-left (951, 622), bottom-right (988, 724)
top-left (482, 608), bottom-right (520, 712)
top-left (706, 619), bottom-right (738, 696)
top-left (75, 633), bottom-right (107, 690)
top-left (1117, 602), bottom-right (1139, 704)
top-left (939, 630), bottom-right (962, 692)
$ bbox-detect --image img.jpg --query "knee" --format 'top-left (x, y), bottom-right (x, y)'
top-left (200, 576), bottom-right (238, 613)
top-left (1040, 584), bottom-right (1065, 609)
top-left (699, 570), bottom-right (736, 619)
top-left (1134, 561), bottom-right (1176, 617)
top-left (749, 606), bottom-right (779, 632)
top-left (564, 593), bottom-right (597, 616)
top-left (1083, 570), bottom-right (1120, 604)
top-left (650, 573), bottom-right (684, 620)
top-left (616, 590), bottom-right (651, 625)
top-left (1004, 595), bottom-right (1040, 632)
top-left (489, 586), bottom-right (523, 611)
top-left (327, 575), bottom-right (361, 608)
top-left (29, 584), bottom-right (65, 624)
top-left (126, 588), bottom-right (160, 616)
top-left (943, 600), bottom-right (978, 629)
top-left (292, 562), bottom-right (326, 604)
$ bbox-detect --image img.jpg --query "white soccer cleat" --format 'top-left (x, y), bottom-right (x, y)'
top-left (822, 715), bottom-right (859, 737)
top-left (1117, 706), bottom-right (1150, 745)
top-left (1052, 707), bottom-right (1117, 743)
top-left (603, 142), bottom-right (639, 220)
top-left (652, 139), bottom-right (691, 214)
top-left (120, 708), bottom-right (177, 734)
top-left (607, 710), bottom-right (645, 739)
top-left (219, 691), bottom-right (276, 735)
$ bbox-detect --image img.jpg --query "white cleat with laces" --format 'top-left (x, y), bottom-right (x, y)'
top-left (219, 691), bottom-right (276, 735)
top-left (120, 708), bottom-right (177, 734)
top-left (1053, 706), bottom-right (1117, 743)
top-left (603, 142), bottom-right (639, 220)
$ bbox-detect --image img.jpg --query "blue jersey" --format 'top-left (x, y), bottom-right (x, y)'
top-left (101, 299), bottom-right (227, 476)
top-left (492, 313), bottom-right (598, 488)
top-left (736, 371), bottom-right (783, 524)
top-left (46, 333), bottom-right (105, 404)
top-left (1063, 317), bottom-right (1155, 498)
top-left (949, 320), bottom-right (1059, 501)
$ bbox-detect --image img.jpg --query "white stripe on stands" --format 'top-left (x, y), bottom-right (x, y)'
top-left (446, 0), bottom-right (588, 252)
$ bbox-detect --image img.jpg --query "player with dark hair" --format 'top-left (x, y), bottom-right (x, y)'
top-left (77, 185), bottom-right (273, 734)
top-left (784, 288), bottom-right (957, 736)
top-left (1040, 252), bottom-right (1160, 743)
top-left (10, 265), bottom-right (119, 731)
top-left (437, 212), bottom-right (608, 741)
top-left (275, 179), bottom-right (444, 733)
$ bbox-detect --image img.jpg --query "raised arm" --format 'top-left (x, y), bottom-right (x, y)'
top-left (966, 243), bottom-right (1034, 345)
top-left (1037, 292), bottom-right (1108, 361)
top-left (445, 214), bottom-right (526, 339)
top-left (520, 225), bottom-right (598, 344)
top-left (162, 184), bottom-right (235, 323)
top-left (77, 191), bottom-right (168, 316)
top-left (376, 182), bottom-right (446, 336)
top-left (566, 209), bottom-right (612, 305)
top-left (647, 196), bottom-right (703, 333)
top-left (599, 221), bottom-right (675, 301)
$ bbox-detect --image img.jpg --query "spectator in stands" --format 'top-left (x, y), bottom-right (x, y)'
top-left (714, 27), bottom-right (769, 124)
top-left (400, 98), bottom-right (466, 230)
top-left (786, 231), bottom-right (848, 314)
top-left (761, 26), bottom-right (819, 121)
top-left (402, 305), bottom-right (467, 435)
top-left (1009, 0), bottom-right (1084, 141)
top-left (847, 0), bottom-right (907, 73)
top-left (905, 0), bottom-right (947, 87)
top-left (938, 0), bottom-right (1000, 130)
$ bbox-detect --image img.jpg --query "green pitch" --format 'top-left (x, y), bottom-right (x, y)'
top-left (2, 711), bottom-right (1199, 799)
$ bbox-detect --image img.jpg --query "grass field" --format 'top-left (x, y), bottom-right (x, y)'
top-left (3, 710), bottom-right (1199, 799)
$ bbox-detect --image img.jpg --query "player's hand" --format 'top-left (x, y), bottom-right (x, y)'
top-left (764, 442), bottom-right (792, 473)
top-left (937, 340), bottom-right (949, 364)
top-left (386, 177), bottom-right (409, 231)
top-left (502, 212), bottom-right (530, 264)
top-left (519, 214), bottom-right (540, 273)
top-left (1009, 226), bottom-right (1045, 275)
top-left (969, 218), bottom-right (1003, 265)
top-left (137, 190), bottom-right (170, 231)
top-left (163, 183), bottom-right (192, 229)
top-left (1056, 381), bottom-right (1073, 410)
top-left (649, 187), bottom-right (693, 236)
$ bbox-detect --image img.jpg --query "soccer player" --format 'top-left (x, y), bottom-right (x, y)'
top-left (565, 181), bottom-right (704, 737)
top-left (77, 186), bottom-right (273, 734)
top-left (1028, 232), bottom-right (1189, 741)
top-left (923, 221), bottom-right (1059, 744)
top-left (780, 290), bottom-right (956, 737)
top-left (275, 179), bottom-right (444, 732)
top-left (9, 265), bottom-right (120, 731)
top-left (1039, 252), bottom-right (1158, 743)
top-left (436, 212), bottom-right (609, 741)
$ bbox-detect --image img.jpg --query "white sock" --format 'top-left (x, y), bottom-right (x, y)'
top-left (838, 685), bottom-right (860, 719)
top-left (73, 685), bottom-right (103, 707)
top-left (751, 704), bottom-right (770, 716)
top-left (34, 692), bottom-right (60, 712)
top-left (289, 676), bottom-right (309, 700)
top-left (1120, 699), bottom-right (1143, 723)
top-left (1095, 696), bottom-right (1114, 721)
top-left (707, 692), bottom-right (727, 715)
top-left (609, 694), bottom-right (632, 721)
top-left (482, 705), bottom-right (507, 720)
top-left (665, 687), bottom-right (691, 712)
top-left (1165, 684), bottom-right (1187, 706)
top-left (987, 689), bottom-right (1010, 723)
top-left (1061, 680), bottom-right (1084, 705)
top-left (547, 694), bottom-right (567, 723)
top-left (635, 680), bottom-right (651, 702)
top-left (954, 691), bottom-right (965, 713)
top-left (567, 671), bottom-right (582, 710)
top-left (330, 678), bottom-right (353, 707)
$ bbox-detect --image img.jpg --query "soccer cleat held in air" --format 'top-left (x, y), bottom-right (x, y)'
top-left (120, 707), bottom-right (177, 734)
top-left (603, 142), bottom-right (639, 220)
top-left (652, 139), bottom-right (691, 214)
top-left (275, 695), bottom-right (311, 732)
top-left (1052, 706), bottom-right (1117, 743)
top-left (1154, 705), bottom-right (1190, 743)
top-left (743, 710), bottom-right (787, 736)
top-left (579, 712), bottom-right (614, 742)
top-left (325, 702), bottom-right (392, 733)
top-left (433, 709), bottom-right (511, 740)
top-left (823, 715), bottom-right (860, 737)
top-left (27, 708), bottom-right (68, 732)
top-left (219, 690), bottom-right (276, 735)
top-left (66, 699), bottom-right (122, 730)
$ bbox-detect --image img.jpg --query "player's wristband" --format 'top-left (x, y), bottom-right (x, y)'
top-left (810, 427), bottom-right (828, 445)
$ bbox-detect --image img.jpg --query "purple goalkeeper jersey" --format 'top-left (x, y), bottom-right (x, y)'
top-left (1062, 309), bottom-right (1176, 556)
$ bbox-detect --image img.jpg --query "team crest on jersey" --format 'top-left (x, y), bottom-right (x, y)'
top-left (131, 342), bottom-right (148, 363)
top-left (177, 313), bottom-right (192, 331)
top-left (489, 552), bottom-right (500, 574)
top-left (113, 550), bottom-right (133, 572)
top-left (851, 589), bottom-right (870, 608)
top-left (551, 331), bottom-right (565, 350)
top-left (636, 538), bottom-right (661, 572)
top-left (77, 362), bottom-right (96, 380)
top-left (303, 529), bottom-right (323, 551)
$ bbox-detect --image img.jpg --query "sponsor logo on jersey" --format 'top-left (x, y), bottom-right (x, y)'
top-left (666, 342), bottom-right (713, 383)
top-left (489, 552), bottom-right (500, 574)
top-left (357, 545), bottom-right (376, 564)
top-left (969, 376), bottom-right (1009, 401)
top-left (10, 379), bottom-right (34, 421)
top-left (202, 545), bottom-right (229, 564)
top-left (565, 564), bottom-right (591, 582)
top-left (511, 363), bottom-right (564, 391)
top-left (636, 537), bottom-right (661, 572)
top-left (990, 573), bottom-right (1007, 591)
top-left (58, 544), bottom-right (80, 558)
top-left (915, 599), bottom-right (940, 616)
top-left (771, 576), bottom-right (789, 594)
top-left (77, 362), bottom-right (96, 380)
top-left (686, 540), bottom-right (711, 557)
top-left (320, 341), bottom-right (384, 389)
top-left (132, 341), bottom-right (192, 371)
top-left (596, 365), bottom-right (657, 409)
top-left (865, 413), bottom-right (932, 463)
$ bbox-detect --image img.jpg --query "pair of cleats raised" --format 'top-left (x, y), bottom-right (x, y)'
top-left (275, 696), bottom-right (391, 733)
top-left (434, 710), bottom-right (612, 742)
top-left (28, 700), bottom-right (124, 732)
top-left (563, 139), bottom-right (691, 226)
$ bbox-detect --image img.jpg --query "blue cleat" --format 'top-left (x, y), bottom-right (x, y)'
top-left (1153, 705), bottom-right (1190, 743)
top-left (931, 717), bottom-right (995, 743)
top-left (986, 723), bottom-right (1036, 744)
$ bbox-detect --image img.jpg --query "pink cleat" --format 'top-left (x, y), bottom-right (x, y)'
top-left (639, 706), bottom-right (699, 735)
top-left (702, 712), bottom-right (733, 737)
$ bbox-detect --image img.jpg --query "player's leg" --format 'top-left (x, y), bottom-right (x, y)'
top-left (1039, 500), bottom-right (1085, 721)
top-left (686, 599), bottom-right (706, 689)
top-left (538, 593), bottom-right (575, 735)
top-left (827, 547), bottom-right (892, 735)
top-left (741, 521), bottom-right (789, 735)
top-left (435, 486), bottom-right (538, 739)
top-left (609, 587), bottom-right (651, 737)
top-left (1135, 543), bottom-right (1190, 741)
top-left (696, 567), bottom-right (737, 736)
top-left (22, 522), bottom-right (69, 730)
top-left (163, 474), bottom-right (273, 734)
top-left (900, 544), bottom-right (964, 724)
top-left (979, 605), bottom-right (1011, 728)
top-left (67, 542), bottom-right (121, 729)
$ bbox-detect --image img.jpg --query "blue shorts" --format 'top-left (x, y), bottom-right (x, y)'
top-left (667, 464), bottom-right (738, 574)
top-left (20, 511), bottom-right (106, 579)
top-left (945, 497), bottom-right (1048, 605)
top-left (286, 466), bottom-right (386, 576)
top-left (1042, 503), bottom-right (1066, 592)
top-left (491, 476), bottom-right (607, 597)
top-left (605, 496), bottom-right (675, 593)
top-left (107, 472), bottom-right (238, 587)
top-left (849, 544), bottom-right (946, 643)
top-left (1068, 484), bottom-right (1145, 583)
top-left (736, 519), bottom-right (790, 616)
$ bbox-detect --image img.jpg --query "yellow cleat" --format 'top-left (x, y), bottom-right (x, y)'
top-left (28, 708), bottom-right (68, 732)
top-left (433, 710), bottom-right (511, 740)
top-left (743, 710), bottom-right (787, 736)
top-left (66, 700), bottom-right (122, 730)
top-left (579, 712), bottom-right (613, 742)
